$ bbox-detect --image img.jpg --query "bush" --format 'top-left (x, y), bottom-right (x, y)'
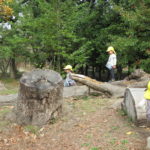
top-left (141, 59), bottom-right (150, 73)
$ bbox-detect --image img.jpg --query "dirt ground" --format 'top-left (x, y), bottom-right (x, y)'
top-left (0, 96), bottom-right (149, 150)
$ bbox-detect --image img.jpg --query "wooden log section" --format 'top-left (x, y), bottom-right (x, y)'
top-left (71, 74), bottom-right (125, 98)
top-left (14, 69), bottom-right (64, 126)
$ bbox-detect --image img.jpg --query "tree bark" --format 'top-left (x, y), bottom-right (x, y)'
top-left (9, 58), bottom-right (18, 79)
top-left (72, 74), bottom-right (125, 98)
top-left (71, 69), bottom-right (150, 98)
top-left (14, 69), bottom-right (64, 126)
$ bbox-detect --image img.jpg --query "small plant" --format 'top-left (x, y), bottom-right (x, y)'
top-left (50, 117), bottom-right (58, 124)
top-left (90, 147), bottom-right (100, 150)
top-left (117, 109), bottom-right (127, 116)
top-left (110, 138), bottom-right (117, 145)
top-left (24, 125), bottom-right (40, 134)
top-left (0, 107), bottom-right (11, 118)
top-left (0, 120), bottom-right (10, 129)
top-left (81, 96), bottom-right (90, 101)
top-left (81, 143), bottom-right (90, 147)
top-left (121, 139), bottom-right (129, 145)
top-left (111, 125), bottom-right (120, 130)
top-left (90, 93), bottom-right (101, 96)
top-left (86, 134), bottom-right (93, 139)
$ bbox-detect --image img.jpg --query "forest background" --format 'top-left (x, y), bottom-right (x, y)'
top-left (0, 0), bottom-right (150, 81)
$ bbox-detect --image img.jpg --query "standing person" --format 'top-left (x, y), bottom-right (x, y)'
top-left (106, 46), bottom-right (117, 82)
top-left (144, 81), bottom-right (150, 126)
top-left (64, 65), bottom-right (76, 87)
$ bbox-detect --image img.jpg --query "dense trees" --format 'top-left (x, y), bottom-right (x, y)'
top-left (0, 0), bottom-right (13, 22)
top-left (0, 0), bottom-right (149, 79)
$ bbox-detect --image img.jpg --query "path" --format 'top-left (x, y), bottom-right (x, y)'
top-left (0, 94), bottom-right (17, 106)
top-left (0, 96), bottom-right (148, 150)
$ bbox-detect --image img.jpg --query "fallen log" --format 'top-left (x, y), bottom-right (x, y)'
top-left (71, 69), bottom-right (150, 98)
top-left (72, 74), bottom-right (125, 98)
top-left (124, 69), bottom-right (149, 81)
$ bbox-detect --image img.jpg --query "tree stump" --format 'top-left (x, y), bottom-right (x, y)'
top-left (122, 88), bottom-right (146, 125)
top-left (14, 69), bottom-right (63, 126)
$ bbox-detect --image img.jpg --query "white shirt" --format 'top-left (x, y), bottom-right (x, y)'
top-left (106, 54), bottom-right (117, 69)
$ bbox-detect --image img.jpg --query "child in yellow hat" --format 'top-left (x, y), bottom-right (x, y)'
top-left (105, 46), bottom-right (117, 82)
top-left (64, 65), bottom-right (76, 87)
top-left (144, 81), bottom-right (150, 126)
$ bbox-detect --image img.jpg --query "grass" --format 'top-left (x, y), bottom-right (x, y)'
top-left (0, 106), bottom-right (12, 130)
top-left (73, 97), bottom-right (110, 116)
top-left (90, 147), bottom-right (100, 150)
top-left (0, 89), bottom-right (18, 95)
top-left (0, 106), bottom-right (12, 118)
top-left (0, 78), bottom-right (19, 95)
top-left (110, 138), bottom-right (117, 145)
top-left (0, 81), bottom-right (144, 150)
top-left (121, 139), bottom-right (129, 145)
top-left (117, 109), bottom-right (127, 116)
top-left (111, 125), bottom-right (120, 131)
top-left (24, 125), bottom-right (40, 135)
top-left (81, 143), bottom-right (90, 147)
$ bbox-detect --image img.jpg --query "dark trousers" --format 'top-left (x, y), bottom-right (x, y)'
top-left (107, 68), bottom-right (115, 81)
top-left (110, 68), bottom-right (115, 80)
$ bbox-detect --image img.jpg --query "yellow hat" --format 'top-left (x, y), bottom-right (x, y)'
top-left (106, 46), bottom-right (116, 54)
top-left (144, 81), bottom-right (150, 100)
top-left (64, 65), bottom-right (73, 71)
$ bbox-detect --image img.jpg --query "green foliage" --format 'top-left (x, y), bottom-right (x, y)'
top-left (90, 147), bottom-right (100, 150)
top-left (24, 125), bottom-right (40, 134)
top-left (0, 107), bottom-right (11, 117)
top-left (0, 0), bottom-right (149, 78)
top-left (141, 58), bottom-right (150, 73)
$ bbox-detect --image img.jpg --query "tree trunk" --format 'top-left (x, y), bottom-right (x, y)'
top-left (92, 66), bottom-right (95, 79)
top-left (71, 69), bottom-right (150, 98)
top-left (98, 66), bottom-right (102, 81)
top-left (85, 65), bottom-right (88, 76)
top-left (14, 69), bottom-right (64, 126)
top-left (9, 58), bottom-right (18, 78)
top-left (71, 74), bottom-right (125, 98)
top-left (122, 88), bottom-right (146, 126)
top-left (117, 65), bottom-right (123, 80)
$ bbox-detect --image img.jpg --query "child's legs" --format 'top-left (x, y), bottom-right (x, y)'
top-left (64, 80), bottom-right (69, 87)
top-left (146, 100), bottom-right (150, 122)
top-left (110, 68), bottom-right (115, 80)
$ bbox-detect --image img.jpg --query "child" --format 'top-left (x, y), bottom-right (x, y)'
top-left (64, 65), bottom-right (76, 87)
top-left (106, 46), bottom-right (117, 82)
top-left (144, 81), bottom-right (150, 126)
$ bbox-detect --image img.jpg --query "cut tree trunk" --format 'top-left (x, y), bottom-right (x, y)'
top-left (71, 69), bottom-right (149, 98)
top-left (122, 88), bottom-right (146, 125)
top-left (13, 69), bottom-right (63, 126)
top-left (72, 74), bottom-right (125, 98)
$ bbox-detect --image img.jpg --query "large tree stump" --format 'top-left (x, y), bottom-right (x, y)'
top-left (14, 69), bottom-right (63, 126)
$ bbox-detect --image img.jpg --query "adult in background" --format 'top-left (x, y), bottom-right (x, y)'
top-left (64, 65), bottom-right (76, 87)
top-left (106, 46), bottom-right (117, 82)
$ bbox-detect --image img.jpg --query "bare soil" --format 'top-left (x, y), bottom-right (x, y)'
top-left (0, 96), bottom-right (149, 150)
